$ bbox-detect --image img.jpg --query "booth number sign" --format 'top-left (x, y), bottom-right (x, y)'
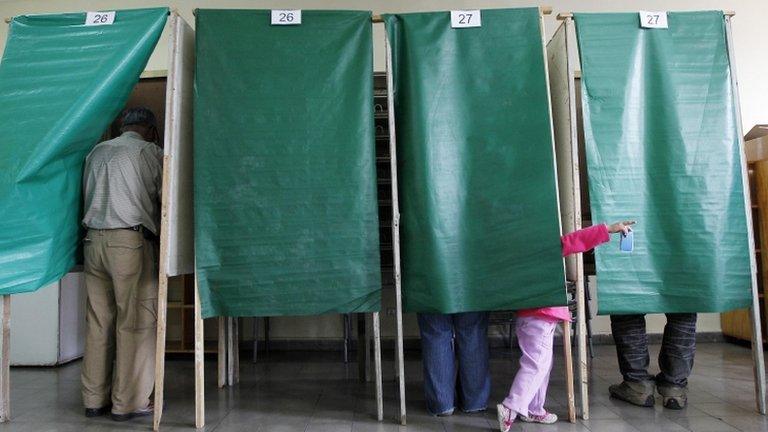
top-left (451, 10), bottom-right (481, 28)
top-left (272, 10), bottom-right (302, 25)
top-left (639, 11), bottom-right (668, 29)
top-left (85, 11), bottom-right (115, 26)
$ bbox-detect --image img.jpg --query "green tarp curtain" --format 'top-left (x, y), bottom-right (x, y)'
top-left (384, 8), bottom-right (566, 313)
top-left (194, 10), bottom-right (381, 318)
top-left (0, 8), bottom-right (168, 294)
top-left (574, 12), bottom-right (752, 314)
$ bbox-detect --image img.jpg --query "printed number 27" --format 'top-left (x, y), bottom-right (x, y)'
top-left (647, 14), bottom-right (659, 25)
top-left (92, 13), bottom-right (109, 24)
top-left (279, 12), bottom-right (295, 22)
top-left (458, 13), bottom-right (473, 24)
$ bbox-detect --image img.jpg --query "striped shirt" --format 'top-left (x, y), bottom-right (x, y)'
top-left (82, 131), bottom-right (163, 234)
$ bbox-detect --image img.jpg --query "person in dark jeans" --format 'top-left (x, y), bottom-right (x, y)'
top-left (609, 313), bottom-right (697, 409)
top-left (418, 312), bottom-right (491, 416)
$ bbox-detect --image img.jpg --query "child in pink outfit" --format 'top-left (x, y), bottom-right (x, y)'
top-left (497, 221), bottom-right (634, 431)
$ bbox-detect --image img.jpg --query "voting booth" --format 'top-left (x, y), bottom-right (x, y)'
top-left (0, 8), bottom-right (202, 427)
top-left (548, 10), bottom-right (765, 417)
top-left (190, 9), bottom-right (394, 428)
top-left (383, 6), bottom-right (578, 422)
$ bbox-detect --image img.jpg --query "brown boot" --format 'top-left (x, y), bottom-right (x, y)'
top-left (609, 380), bottom-right (655, 407)
top-left (657, 384), bottom-right (687, 410)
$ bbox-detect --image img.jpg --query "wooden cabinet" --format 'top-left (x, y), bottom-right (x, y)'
top-left (721, 126), bottom-right (768, 342)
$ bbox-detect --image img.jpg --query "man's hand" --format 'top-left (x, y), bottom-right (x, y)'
top-left (607, 220), bottom-right (636, 235)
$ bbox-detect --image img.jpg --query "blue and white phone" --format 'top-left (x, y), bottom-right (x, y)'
top-left (619, 230), bottom-right (634, 253)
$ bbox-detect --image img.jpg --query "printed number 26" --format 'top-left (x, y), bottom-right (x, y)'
top-left (92, 13), bottom-right (109, 24)
top-left (458, 13), bottom-right (473, 24)
top-left (279, 12), bottom-right (295, 22)
top-left (647, 14), bottom-right (659, 25)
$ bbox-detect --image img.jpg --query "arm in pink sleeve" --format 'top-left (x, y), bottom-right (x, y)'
top-left (561, 224), bottom-right (610, 256)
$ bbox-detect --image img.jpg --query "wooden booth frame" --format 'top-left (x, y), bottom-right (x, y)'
top-left (551, 11), bottom-right (767, 417)
top-left (154, 11), bottom-right (404, 430)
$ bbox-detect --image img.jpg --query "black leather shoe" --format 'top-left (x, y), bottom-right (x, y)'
top-left (85, 405), bottom-right (111, 418)
top-left (111, 403), bottom-right (154, 422)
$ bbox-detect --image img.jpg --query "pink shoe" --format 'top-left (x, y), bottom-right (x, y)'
top-left (520, 411), bottom-right (558, 424)
top-left (496, 403), bottom-right (515, 432)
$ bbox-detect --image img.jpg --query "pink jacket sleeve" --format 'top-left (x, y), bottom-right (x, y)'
top-left (561, 224), bottom-right (610, 256)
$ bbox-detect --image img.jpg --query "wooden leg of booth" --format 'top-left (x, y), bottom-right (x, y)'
top-left (218, 317), bottom-right (226, 388)
top-left (233, 318), bottom-right (240, 385)
top-left (576, 281), bottom-right (589, 420)
top-left (562, 321), bottom-right (576, 423)
top-left (372, 312), bottom-right (383, 422)
top-left (750, 305), bottom-right (766, 414)
top-left (153, 273), bottom-right (169, 431)
top-left (227, 317), bottom-right (234, 386)
top-left (194, 279), bottom-right (205, 429)
top-left (394, 287), bottom-right (406, 426)
top-left (0, 296), bottom-right (9, 422)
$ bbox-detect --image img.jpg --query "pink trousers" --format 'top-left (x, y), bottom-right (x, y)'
top-left (502, 316), bottom-right (557, 417)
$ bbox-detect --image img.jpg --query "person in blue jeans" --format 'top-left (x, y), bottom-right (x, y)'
top-left (418, 312), bottom-right (491, 416)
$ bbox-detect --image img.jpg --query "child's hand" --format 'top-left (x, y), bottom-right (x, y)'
top-left (607, 220), bottom-right (636, 235)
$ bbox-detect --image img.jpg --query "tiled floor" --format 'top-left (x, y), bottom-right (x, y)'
top-left (1, 342), bottom-right (766, 431)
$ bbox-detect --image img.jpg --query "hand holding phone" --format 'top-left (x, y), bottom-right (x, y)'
top-left (619, 230), bottom-right (634, 253)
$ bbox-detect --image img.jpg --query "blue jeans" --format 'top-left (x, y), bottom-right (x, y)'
top-left (417, 312), bottom-right (491, 415)
top-left (610, 313), bottom-right (697, 387)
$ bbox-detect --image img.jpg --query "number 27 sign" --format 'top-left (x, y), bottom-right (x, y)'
top-left (451, 10), bottom-right (481, 28)
top-left (639, 11), bottom-right (668, 29)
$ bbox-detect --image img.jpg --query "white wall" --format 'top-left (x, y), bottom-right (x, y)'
top-left (1, 0), bottom-right (753, 340)
top-left (0, 0), bottom-right (765, 128)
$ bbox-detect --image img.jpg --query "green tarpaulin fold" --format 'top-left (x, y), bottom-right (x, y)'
top-left (384, 8), bottom-right (566, 313)
top-left (0, 8), bottom-right (168, 294)
top-left (194, 9), bottom-right (381, 318)
top-left (574, 12), bottom-right (753, 314)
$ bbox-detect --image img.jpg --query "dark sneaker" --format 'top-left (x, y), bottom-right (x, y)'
top-left (85, 405), bottom-right (111, 418)
top-left (657, 385), bottom-right (688, 410)
top-left (111, 402), bottom-right (154, 422)
top-left (609, 380), bottom-right (655, 407)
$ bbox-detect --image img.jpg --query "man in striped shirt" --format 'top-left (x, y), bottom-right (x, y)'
top-left (81, 107), bottom-right (162, 422)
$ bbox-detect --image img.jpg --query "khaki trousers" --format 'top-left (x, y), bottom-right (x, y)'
top-left (81, 228), bottom-right (157, 415)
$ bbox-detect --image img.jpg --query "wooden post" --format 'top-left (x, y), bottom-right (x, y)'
top-left (233, 318), bottom-right (240, 384)
top-left (562, 321), bottom-right (576, 423)
top-left (194, 276), bottom-right (205, 428)
top-left (218, 316), bottom-right (226, 388)
top-left (549, 17), bottom-right (590, 419)
top-left (227, 317), bottom-right (234, 386)
top-left (725, 15), bottom-right (767, 415)
top-left (384, 31), bottom-right (408, 427)
top-left (152, 155), bottom-right (172, 431)
top-left (373, 312), bottom-right (383, 421)
top-left (540, 13), bottom-right (579, 422)
top-left (0, 296), bottom-right (9, 422)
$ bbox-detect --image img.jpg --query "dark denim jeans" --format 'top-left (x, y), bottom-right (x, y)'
top-left (610, 313), bottom-right (697, 387)
top-left (417, 312), bottom-right (491, 415)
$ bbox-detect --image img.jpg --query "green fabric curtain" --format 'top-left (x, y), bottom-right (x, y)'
top-left (574, 12), bottom-right (753, 314)
top-left (384, 8), bottom-right (566, 313)
top-left (194, 10), bottom-right (381, 318)
top-left (0, 8), bottom-right (168, 294)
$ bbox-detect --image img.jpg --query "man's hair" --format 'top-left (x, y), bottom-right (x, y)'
top-left (119, 107), bottom-right (157, 131)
